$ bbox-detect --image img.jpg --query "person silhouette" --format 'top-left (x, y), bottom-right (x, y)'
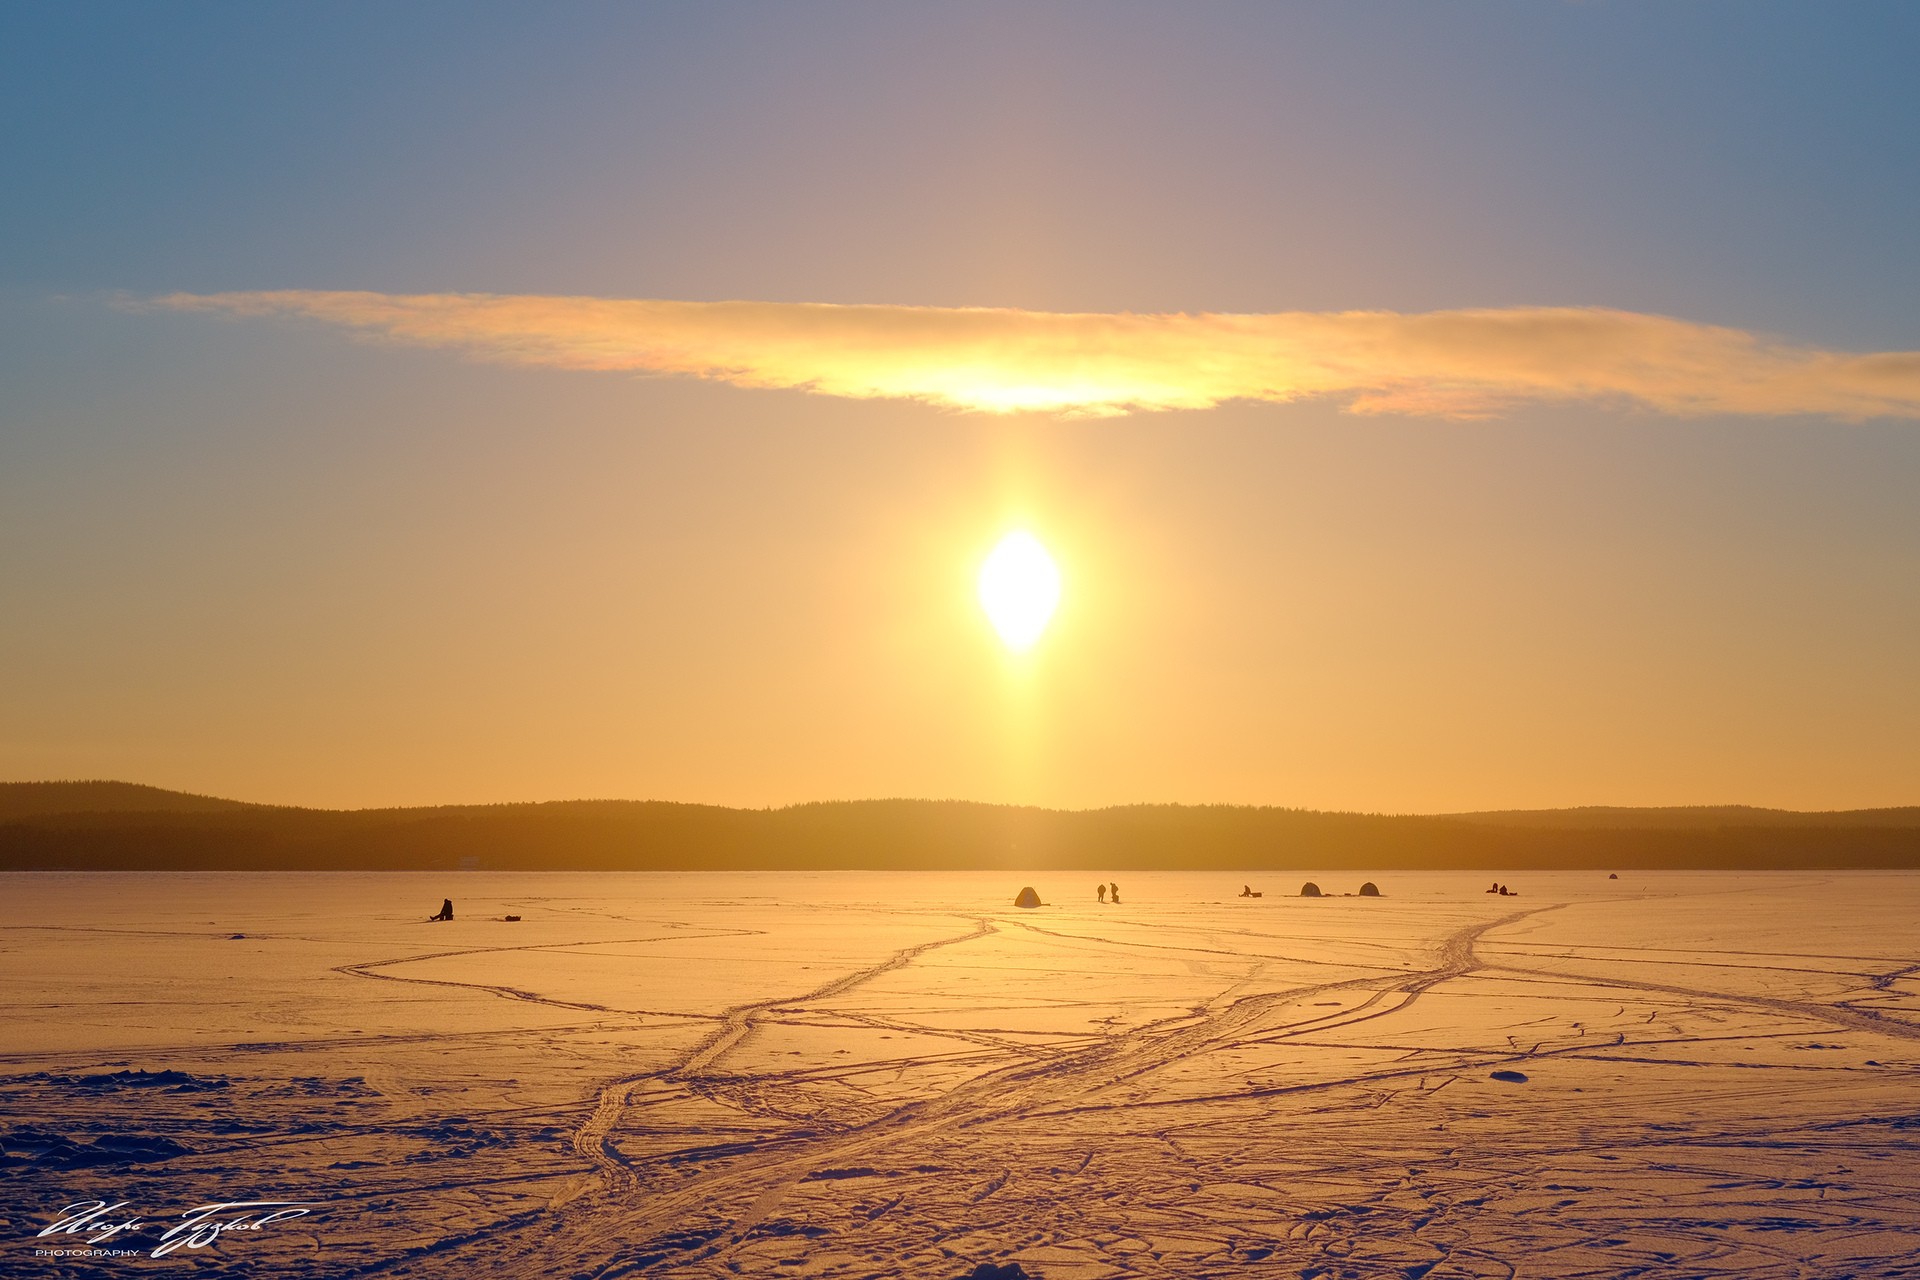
top-left (431, 898), bottom-right (454, 921)
top-left (1109, 882), bottom-right (1121, 904)
top-left (1097, 884), bottom-right (1107, 903)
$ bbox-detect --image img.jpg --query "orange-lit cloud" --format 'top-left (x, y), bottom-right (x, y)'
top-left (136, 290), bottom-right (1920, 420)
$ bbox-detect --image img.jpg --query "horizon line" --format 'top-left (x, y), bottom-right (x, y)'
top-left (5, 779), bottom-right (1916, 820)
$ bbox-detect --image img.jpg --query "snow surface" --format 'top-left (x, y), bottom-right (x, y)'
top-left (3, 870), bottom-right (1918, 1278)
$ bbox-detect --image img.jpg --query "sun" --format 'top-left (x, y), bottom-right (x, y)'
top-left (978, 530), bottom-right (1061, 651)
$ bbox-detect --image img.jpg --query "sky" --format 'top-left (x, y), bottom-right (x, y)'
top-left (3, 2), bottom-right (1918, 813)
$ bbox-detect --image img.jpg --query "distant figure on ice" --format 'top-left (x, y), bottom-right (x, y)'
top-left (1240, 884), bottom-right (1262, 898)
top-left (431, 898), bottom-right (454, 921)
top-left (1487, 881), bottom-right (1499, 894)
top-left (1109, 882), bottom-right (1121, 904)
top-left (962, 1263), bottom-right (1032, 1280)
top-left (1098, 883), bottom-right (1107, 903)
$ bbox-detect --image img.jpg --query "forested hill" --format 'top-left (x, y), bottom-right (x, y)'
top-left (3, 783), bottom-right (1918, 871)
top-left (0, 780), bottom-right (263, 819)
top-left (1440, 804), bottom-right (1920, 830)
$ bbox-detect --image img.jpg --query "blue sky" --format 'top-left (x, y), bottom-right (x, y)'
top-left (7, 4), bottom-right (1917, 325)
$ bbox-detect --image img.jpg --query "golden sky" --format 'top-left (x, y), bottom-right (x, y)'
top-left (5, 7), bottom-right (1919, 813)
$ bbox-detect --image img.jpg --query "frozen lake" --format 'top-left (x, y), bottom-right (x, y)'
top-left (4, 870), bottom-right (1919, 1277)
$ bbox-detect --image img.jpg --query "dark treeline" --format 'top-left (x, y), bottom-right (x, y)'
top-left (3, 782), bottom-right (1919, 871)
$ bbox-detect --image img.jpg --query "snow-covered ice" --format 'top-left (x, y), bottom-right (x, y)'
top-left (3, 871), bottom-right (1918, 1277)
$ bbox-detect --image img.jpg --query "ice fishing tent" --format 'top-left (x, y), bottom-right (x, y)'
top-left (1013, 886), bottom-right (1042, 908)
top-left (1299, 882), bottom-right (1322, 897)
top-left (1358, 881), bottom-right (1380, 897)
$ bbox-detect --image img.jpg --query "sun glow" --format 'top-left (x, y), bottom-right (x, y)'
top-left (978, 531), bottom-right (1061, 651)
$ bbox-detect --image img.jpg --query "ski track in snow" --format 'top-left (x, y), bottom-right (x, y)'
top-left (2, 870), bottom-right (1918, 1279)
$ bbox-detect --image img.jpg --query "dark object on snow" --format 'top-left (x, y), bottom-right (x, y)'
top-left (964, 1265), bottom-right (1033, 1280)
top-left (1358, 881), bottom-right (1380, 897)
top-left (1097, 883), bottom-right (1107, 903)
top-left (502, 915), bottom-right (521, 922)
top-left (1109, 881), bottom-right (1120, 904)
top-left (228, 933), bottom-right (246, 940)
top-left (1609, 872), bottom-right (1619, 879)
top-left (431, 899), bottom-right (454, 921)
top-left (1239, 884), bottom-right (1262, 898)
top-left (1014, 886), bottom-right (1041, 909)
top-left (1299, 882), bottom-right (1322, 897)
top-left (1490, 1069), bottom-right (1529, 1083)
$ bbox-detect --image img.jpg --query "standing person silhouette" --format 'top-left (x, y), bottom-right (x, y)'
top-left (1097, 884), bottom-right (1107, 903)
top-left (1109, 882), bottom-right (1121, 904)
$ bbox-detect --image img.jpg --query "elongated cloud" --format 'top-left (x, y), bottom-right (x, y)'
top-left (137, 290), bottom-right (1920, 420)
